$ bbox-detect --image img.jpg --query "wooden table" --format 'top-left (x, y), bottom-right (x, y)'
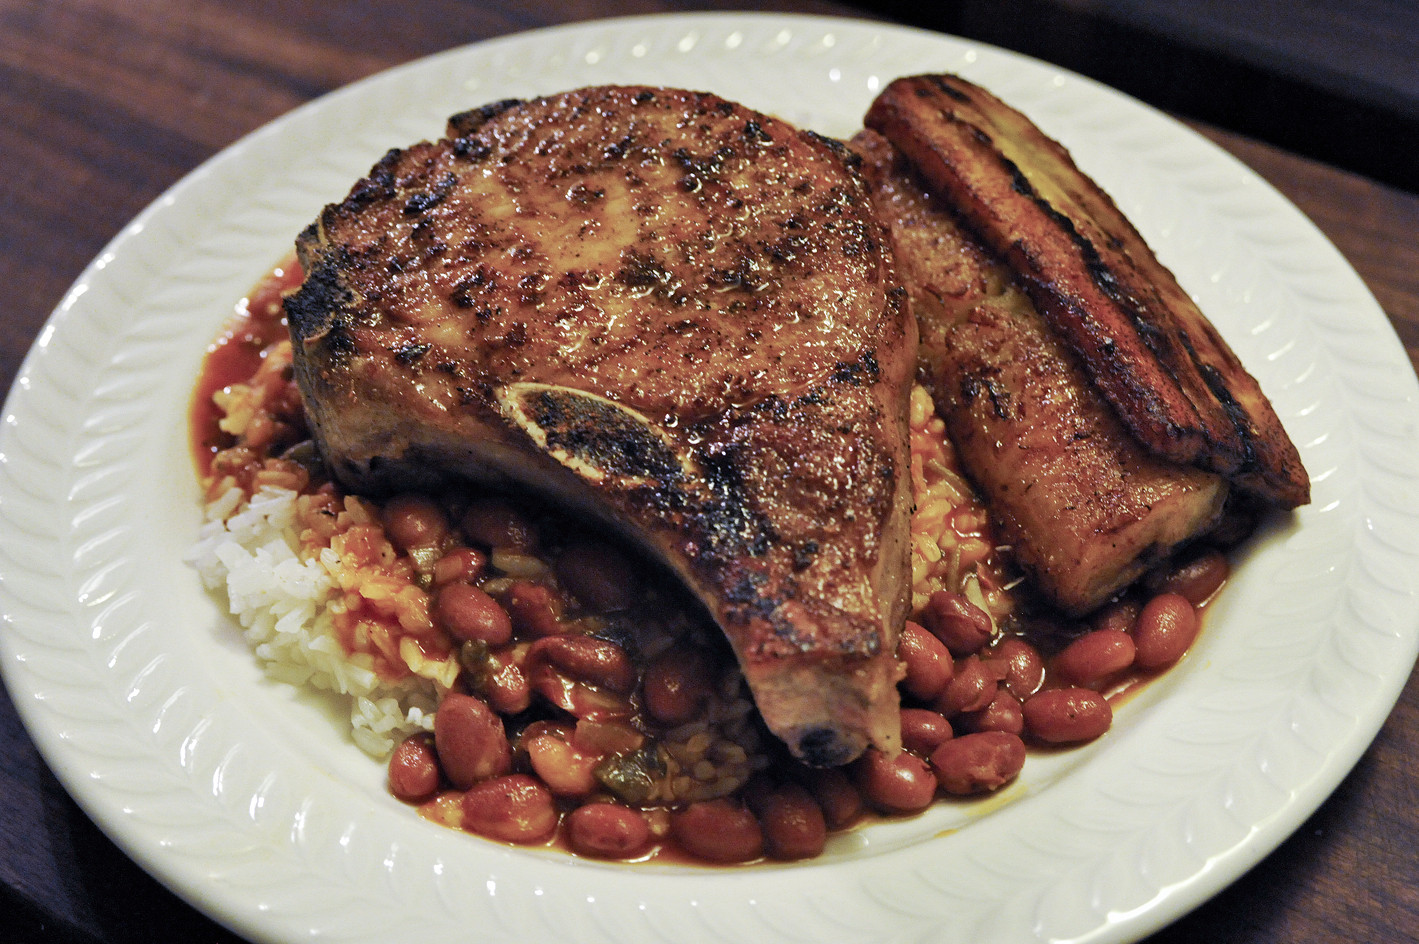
top-left (2, 2), bottom-right (1415, 942)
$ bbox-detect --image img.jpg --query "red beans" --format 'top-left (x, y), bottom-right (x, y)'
top-left (982, 637), bottom-right (1045, 700)
top-left (382, 494), bottom-right (449, 553)
top-left (957, 690), bottom-right (1024, 736)
top-left (936, 655), bottom-right (999, 716)
top-left (930, 732), bottom-right (1027, 795)
top-left (459, 498), bottom-right (536, 551)
top-left (388, 734), bottom-right (439, 802)
top-left (1053, 630), bottom-right (1136, 689)
top-left (434, 693), bottom-right (512, 789)
top-left (571, 718), bottom-right (645, 757)
top-left (1022, 688), bottom-right (1113, 744)
top-left (533, 675), bottom-right (631, 721)
top-left (461, 775), bottom-right (557, 844)
top-left (566, 802), bottom-right (651, 859)
top-left (527, 634), bottom-right (636, 695)
top-left (759, 783), bottom-right (827, 861)
top-left (801, 767), bottom-right (863, 829)
top-left (370, 486), bottom-right (1214, 866)
top-left (482, 649), bottom-right (531, 715)
top-left (900, 708), bottom-right (955, 754)
top-left (1132, 593), bottom-right (1200, 669)
top-left (853, 748), bottom-right (937, 815)
top-left (555, 541), bottom-right (640, 613)
top-left (436, 582), bottom-right (513, 646)
top-left (923, 590), bottom-right (994, 656)
top-left (670, 800), bottom-right (764, 863)
top-left (500, 580), bottom-right (563, 637)
top-left (431, 547), bottom-right (487, 586)
top-left (1091, 598), bottom-right (1141, 635)
top-left (524, 731), bottom-right (600, 797)
top-left (642, 647), bottom-right (715, 726)
top-left (1150, 549), bottom-right (1229, 606)
top-left (898, 620), bottom-right (954, 701)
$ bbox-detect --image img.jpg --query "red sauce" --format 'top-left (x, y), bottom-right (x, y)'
top-left (190, 257), bottom-right (303, 477)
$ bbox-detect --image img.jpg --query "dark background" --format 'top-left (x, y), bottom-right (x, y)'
top-left (867, 0), bottom-right (1419, 193)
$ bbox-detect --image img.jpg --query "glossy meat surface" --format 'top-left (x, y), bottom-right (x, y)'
top-left (286, 87), bottom-right (914, 765)
top-left (855, 130), bottom-right (1227, 614)
top-left (865, 74), bottom-right (1309, 509)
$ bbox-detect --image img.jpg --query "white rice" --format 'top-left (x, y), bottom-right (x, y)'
top-left (189, 484), bottom-right (438, 757)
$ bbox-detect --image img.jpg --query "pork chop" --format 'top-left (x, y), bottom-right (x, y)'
top-left (866, 74), bottom-right (1309, 509)
top-left (854, 129), bottom-right (1227, 614)
top-left (284, 86), bottom-right (914, 766)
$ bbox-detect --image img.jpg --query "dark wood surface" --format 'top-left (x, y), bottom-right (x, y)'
top-left (858, 0), bottom-right (1419, 192)
top-left (1, 2), bottom-right (1416, 942)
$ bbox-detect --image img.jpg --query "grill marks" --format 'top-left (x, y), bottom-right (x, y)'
top-left (302, 87), bottom-right (890, 426)
top-left (285, 86), bottom-right (915, 767)
top-left (866, 73), bottom-right (1308, 508)
top-left (853, 127), bottom-right (1228, 614)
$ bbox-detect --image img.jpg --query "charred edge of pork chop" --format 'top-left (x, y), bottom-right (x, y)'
top-left (446, 99), bottom-right (525, 138)
top-left (285, 353), bottom-right (910, 765)
top-left (853, 128), bottom-right (1227, 615)
top-left (864, 73), bottom-right (1309, 509)
top-left (285, 86), bottom-right (913, 765)
top-left (933, 302), bottom-right (1229, 614)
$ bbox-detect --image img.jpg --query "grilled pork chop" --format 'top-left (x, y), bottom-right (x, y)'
top-left (285, 87), bottom-right (914, 766)
top-left (854, 130), bottom-right (1226, 614)
top-left (866, 74), bottom-right (1309, 509)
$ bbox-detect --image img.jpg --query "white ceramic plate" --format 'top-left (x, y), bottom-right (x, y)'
top-left (3, 13), bottom-right (1417, 944)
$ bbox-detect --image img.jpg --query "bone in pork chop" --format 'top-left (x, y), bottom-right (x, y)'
top-left (285, 86), bottom-right (914, 767)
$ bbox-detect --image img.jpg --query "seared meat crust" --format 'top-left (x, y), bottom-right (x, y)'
top-left (286, 87), bottom-right (914, 766)
top-left (865, 74), bottom-right (1309, 509)
top-left (854, 130), bottom-right (1226, 614)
